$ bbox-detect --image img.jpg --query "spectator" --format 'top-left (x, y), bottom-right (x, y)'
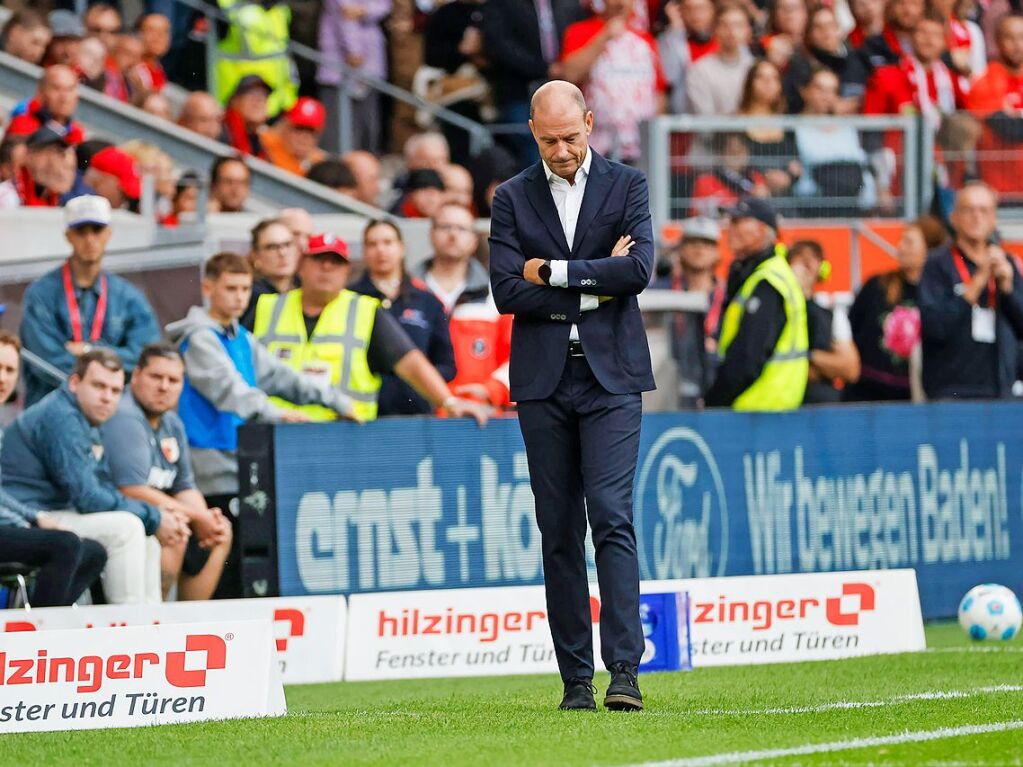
top-left (316, 0), bottom-right (392, 154)
top-left (559, 0), bottom-right (667, 164)
top-left (847, 0), bottom-right (885, 49)
top-left (306, 158), bottom-right (358, 197)
top-left (135, 13), bottom-right (171, 93)
top-left (121, 140), bottom-right (176, 216)
top-left (845, 217), bottom-right (935, 401)
top-left (658, 0), bottom-right (718, 113)
top-left (967, 13), bottom-right (1023, 199)
top-left (215, 0), bottom-right (296, 118)
top-left (785, 5), bottom-right (869, 113)
top-left (440, 163), bottom-right (475, 211)
top-left (44, 10), bottom-right (84, 68)
top-left (18, 196), bottom-right (161, 406)
top-left (0, 127), bottom-right (78, 209)
top-left (134, 91), bottom-right (173, 121)
top-left (410, 203), bottom-right (489, 313)
top-left (686, 2), bottom-right (755, 115)
top-left (219, 75), bottom-right (271, 160)
top-left (422, 0), bottom-right (488, 164)
top-left (691, 132), bottom-right (768, 216)
top-left (279, 207), bottom-right (314, 251)
top-left (787, 239), bottom-right (860, 403)
top-left (483, 0), bottom-right (586, 165)
top-left (342, 150), bottom-right (383, 206)
top-left (468, 144), bottom-right (518, 217)
top-left (239, 218), bottom-right (301, 330)
top-left (101, 343), bottom-right (232, 600)
top-left (167, 252), bottom-right (352, 500)
top-left (738, 60), bottom-right (800, 197)
top-left (0, 348), bottom-right (183, 604)
top-left (162, 170), bottom-right (202, 227)
top-left (393, 168), bottom-right (447, 219)
top-left (794, 68), bottom-right (878, 216)
top-left (403, 131), bottom-right (450, 173)
top-left (863, 10), bottom-right (966, 127)
top-left (251, 232), bottom-right (488, 423)
top-left (705, 198), bottom-right (808, 410)
top-left (349, 219), bottom-right (456, 415)
top-left (0, 131), bottom-right (29, 183)
top-left (761, 0), bottom-right (809, 73)
top-left (104, 34), bottom-right (144, 103)
top-left (17, 65), bottom-right (84, 142)
top-left (208, 156), bottom-right (251, 213)
top-left (0, 331), bottom-right (107, 608)
top-left (1, 10), bottom-right (52, 66)
top-left (262, 97), bottom-right (328, 177)
top-left (178, 92), bottom-right (224, 141)
top-left (77, 37), bottom-right (109, 93)
top-left (83, 3), bottom-right (122, 52)
top-left (859, 0), bottom-right (924, 71)
top-left (83, 146), bottom-right (141, 211)
top-left (932, 0), bottom-right (986, 84)
top-left (653, 217), bottom-right (725, 409)
top-left (919, 182), bottom-right (1023, 399)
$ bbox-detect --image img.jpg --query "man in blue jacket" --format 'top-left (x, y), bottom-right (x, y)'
top-left (19, 195), bottom-right (160, 406)
top-left (1, 348), bottom-right (188, 604)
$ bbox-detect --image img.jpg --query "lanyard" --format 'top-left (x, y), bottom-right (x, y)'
top-left (62, 261), bottom-right (108, 343)
top-left (952, 247), bottom-right (996, 309)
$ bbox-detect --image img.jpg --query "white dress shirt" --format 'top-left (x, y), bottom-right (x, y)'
top-left (542, 150), bottom-right (599, 342)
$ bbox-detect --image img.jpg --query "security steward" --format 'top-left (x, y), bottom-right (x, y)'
top-left (215, 0), bottom-right (297, 117)
top-left (705, 198), bottom-right (809, 410)
top-left (253, 232), bottom-right (488, 424)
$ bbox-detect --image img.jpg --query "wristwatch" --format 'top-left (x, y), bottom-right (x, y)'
top-left (538, 259), bottom-right (552, 285)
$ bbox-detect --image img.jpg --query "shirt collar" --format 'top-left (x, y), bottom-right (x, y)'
top-left (542, 148), bottom-right (592, 187)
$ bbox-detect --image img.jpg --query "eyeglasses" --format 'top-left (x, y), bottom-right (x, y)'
top-left (87, 25), bottom-right (121, 34)
top-left (259, 240), bottom-right (294, 253)
top-left (433, 223), bottom-right (474, 234)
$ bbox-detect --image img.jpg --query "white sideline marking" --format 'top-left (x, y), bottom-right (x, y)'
top-left (686, 684), bottom-right (1023, 717)
top-left (622, 720), bottom-right (1023, 767)
top-left (927, 646), bottom-right (1023, 653)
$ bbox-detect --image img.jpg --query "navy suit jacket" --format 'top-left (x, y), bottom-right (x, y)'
top-left (489, 151), bottom-right (656, 402)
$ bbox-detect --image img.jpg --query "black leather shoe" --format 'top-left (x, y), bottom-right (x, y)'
top-left (604, 663), bottom-right (643, 711)
top-left (559, 677), bottom-right (597, 710)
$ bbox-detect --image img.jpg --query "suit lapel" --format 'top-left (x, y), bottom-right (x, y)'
top-left (524, 162), bottom-right (571, 256)
top-left (571, 151), bottom-right (613, 256)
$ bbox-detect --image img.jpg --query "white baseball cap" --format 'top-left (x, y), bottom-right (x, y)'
top-left (64, 195), bottom-right (112, 230)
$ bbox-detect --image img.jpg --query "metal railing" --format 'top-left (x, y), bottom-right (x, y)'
top-left (642, 114), bottom-right (925, 229)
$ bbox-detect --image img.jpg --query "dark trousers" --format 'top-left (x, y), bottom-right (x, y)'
top-left (517, 355), bottom-right (644, 681)
top-left (0, 527), bottom-right (107, 607)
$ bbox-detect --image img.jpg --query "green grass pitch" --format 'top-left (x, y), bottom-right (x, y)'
top-left (4, 622), bottom-right (1022, 767)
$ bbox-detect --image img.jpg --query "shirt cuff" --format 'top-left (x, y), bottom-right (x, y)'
top-left (580, 294), bottom-right (599, 312)
top-left (549, 260), bottom-right (569, 288)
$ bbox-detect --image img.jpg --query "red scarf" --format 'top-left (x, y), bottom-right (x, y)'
top-left (883, 25), bottom-right (906, 58)
top-left (222, 108), bottom-right (267, 160)
top-left (14, 166), bottom-right (60, 207)
top-left (900, 55), bottom-right (957, 123)
top-left (948, 19), bottom-right (971, 52)
top-left (848, 26), bottom-right (867, 48)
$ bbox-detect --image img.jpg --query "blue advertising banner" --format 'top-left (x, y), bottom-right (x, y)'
top-left (272, 403), bottom-right (1023, 618)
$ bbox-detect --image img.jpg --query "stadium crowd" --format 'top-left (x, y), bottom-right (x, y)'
top-left (2, 0), bottom-right (1023, 608)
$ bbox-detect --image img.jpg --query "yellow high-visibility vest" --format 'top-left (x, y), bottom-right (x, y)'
top-left (215, 0), bottom-right (298, 116)
top-left (253, 289), bottom-right (381, 421)
top-left (718, 252), bottom-right (809, 411)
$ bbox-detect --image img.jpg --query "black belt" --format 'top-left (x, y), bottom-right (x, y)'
top-left (568, 340), bottom-right (585, 357)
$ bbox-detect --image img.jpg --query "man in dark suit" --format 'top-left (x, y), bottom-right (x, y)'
top-left (489, 80), bottom-right (655, 712)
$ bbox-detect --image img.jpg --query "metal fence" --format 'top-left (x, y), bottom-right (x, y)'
top-left (642, 114), bottom-right (924, 227)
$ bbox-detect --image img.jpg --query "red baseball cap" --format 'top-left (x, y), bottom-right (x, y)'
top-left (89, 147), bottom-right (142, 200)
top-left (5, 114), bottom-right (39, 139)
top-left (286, 97), bottom-right (326, 131)
top-left (306, 232), bottom-right (349, 261)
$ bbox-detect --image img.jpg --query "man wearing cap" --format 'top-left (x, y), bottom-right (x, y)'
top-left (262, 97), bottom-right (328, 177)
top-left (0, 126), bottom-right (80, 209)
top-left (653, 217), bottom-right (725, 409)
top-left (84, 146), bottom-right (142, 211)
top-left (392, 168), bottom-right (447, 219)
top-left (705, 197), bottom-right (809, 410)
top-left (219, 75), bottom-right (272, 159)
top-left (43, 10), bottom-right (84, 67)
top-left (253, 232), bottom-right (490, 425)
top-left (19, 195), bottom-right (161, 406)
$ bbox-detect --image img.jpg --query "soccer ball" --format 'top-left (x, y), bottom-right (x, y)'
top-left (958, 584), bottom-right (1023, 641)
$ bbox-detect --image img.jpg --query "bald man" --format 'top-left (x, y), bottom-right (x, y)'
top-left (489, 81), bottom-right (654, 712)
top-left (178, 92), bottom-right (223, 141)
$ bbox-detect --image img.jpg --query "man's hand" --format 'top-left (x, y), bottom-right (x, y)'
top-left (65, 342), bottom-right (89, 357)
top-left (156, 508), bottom-right (190, 547)
top-left (991, 247), bottom-right (1015, 294)
top-left (524, 258), bottom-right (546, 285)
top-left (454, 382), bottom-right (492, 403)
top-left (611, 235), bottom-right (633, 257)
top-left (190, 507), bottom-right (222, 548)
top-left (279, 410), bottom-right (311, 423)
top-left (443, 396), bottom-right (491, 427)
top-left (603, 15), bottom-right (627, 39)
top-left (34, 512), bottom-right (64, 530)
